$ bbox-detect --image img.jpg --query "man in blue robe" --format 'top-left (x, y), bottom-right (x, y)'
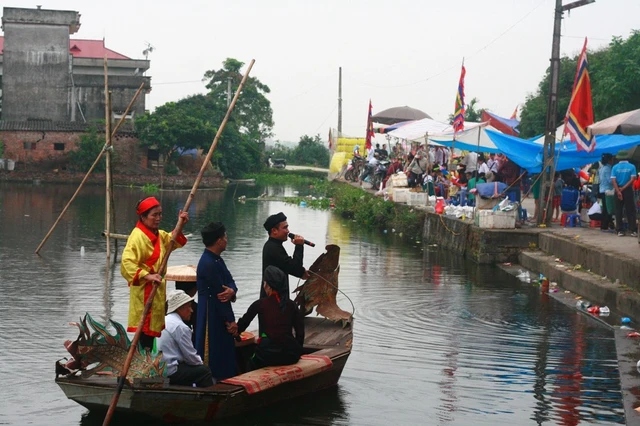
top-left (195, 222), bottom-right (238, 381)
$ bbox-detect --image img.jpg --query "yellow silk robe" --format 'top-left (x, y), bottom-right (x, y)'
top-left (121, 222), bottom-right (187, 337)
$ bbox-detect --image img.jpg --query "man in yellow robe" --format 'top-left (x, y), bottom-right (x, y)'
top-left (121, 196), bottom-right (189, 349)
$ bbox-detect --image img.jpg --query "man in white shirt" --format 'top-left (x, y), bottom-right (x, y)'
top-left (462, 151), bottom-right (478, 173)
top-left (477, 155), bottom-right (490, 177)
top-left (158, 290), bottom-right (214, 387)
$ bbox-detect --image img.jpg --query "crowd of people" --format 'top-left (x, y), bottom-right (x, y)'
top-left (121, 199), bottom-right (311, 388)
top-left (355, 142), bottom-right (639, 235)
top-left (357, 142), bottom-right (525, 210)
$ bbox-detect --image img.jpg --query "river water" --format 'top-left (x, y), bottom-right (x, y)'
top-left (0, 181), bottom-right (625, 425)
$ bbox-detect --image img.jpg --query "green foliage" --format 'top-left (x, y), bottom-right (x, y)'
top-left (0, 139), bottom-right (4, 158)
top-left (135, 58), bottom-right (271, 178)
top-left (68, 127), bottom-right (106, 172)
top-left (203, 58), bottom-right (274, 144)
top-left (291, 134), bottom-right (330, 167)
top-left (142, 183), bottom-right (160, 194)
top-left (165, 163), bottom-right (179, 176)
top-left (520, 31), bottom-right (640, 138)
top-left (448, 97), bottom-right (485, 123)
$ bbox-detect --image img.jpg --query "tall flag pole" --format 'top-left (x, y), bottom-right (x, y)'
top-left (450, 60), bottom-right (466, 169)
top-left (564, 38), bottom-right (595, 152)
top-left (365, 99), bottom-right (374, 151)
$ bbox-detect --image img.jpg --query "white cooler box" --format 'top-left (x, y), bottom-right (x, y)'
top-left (391, 172), bottom-right (408, 188)
top-left (474, 209), bottom-right (517, 229)
top-left (392, 188), bottom-right (411, 203)
top-left (408, 192), bottom-right (428, 206)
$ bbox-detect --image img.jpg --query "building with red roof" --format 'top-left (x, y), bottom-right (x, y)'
top-left (0, 6), bottom-right (152, 170)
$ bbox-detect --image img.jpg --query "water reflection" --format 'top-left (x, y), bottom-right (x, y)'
top-left (0, 182), bottom-right (625, 425)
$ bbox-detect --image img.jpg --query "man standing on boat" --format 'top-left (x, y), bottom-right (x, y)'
top-left (195, 222), bottom-right (239, 380)
top-left (262, 212), bottom-right (309, 300)
top-left (157, 290), bottom-right (214, 387)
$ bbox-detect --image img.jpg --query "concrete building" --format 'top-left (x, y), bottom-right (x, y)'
top-left (0, 6), bottom-right (151, 122)
top-left (0, 6), bottom-right (152, 170)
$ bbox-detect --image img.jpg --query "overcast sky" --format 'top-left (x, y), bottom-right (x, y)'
top-left (5, 0), bottom-right (639, 142)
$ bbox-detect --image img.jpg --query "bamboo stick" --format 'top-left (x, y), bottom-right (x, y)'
top-left (102, 59), bottom-right (256, 426)
top-left (34, 81), bottom-right (146, 254)
top-left (105, 57), bottom-right (113, 265)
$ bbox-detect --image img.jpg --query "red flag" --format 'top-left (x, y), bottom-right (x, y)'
top-left (565, 38), bottom-right (595, 152)
top-left (365, 100), bottom-right (374, 150)
top-left (510, 105), bottom-right (518, 120)
top-left (452, 64), bottom-right (466, 134)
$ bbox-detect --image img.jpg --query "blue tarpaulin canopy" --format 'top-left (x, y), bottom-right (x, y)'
top-left (486, 129), bottom-right (640, 173)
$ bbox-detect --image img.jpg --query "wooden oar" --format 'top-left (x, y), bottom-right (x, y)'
top-left (102, 59), bottom-right (255, 426)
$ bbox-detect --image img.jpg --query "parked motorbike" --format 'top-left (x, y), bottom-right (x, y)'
top-left (272, 158), bottom-right (286, 169)
top-left (345, 155), bottom-right (365, 182)
top-left (371, 160), bottom-right (390, 190)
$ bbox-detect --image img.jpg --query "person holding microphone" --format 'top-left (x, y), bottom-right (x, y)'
top-left (261, 212), bottom-right (311, 301)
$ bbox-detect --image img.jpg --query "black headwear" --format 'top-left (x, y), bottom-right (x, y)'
top-left (201, 222), bottom-right (226, 247)
top-left (263, 266), bottom-right (288, 310)
top-left (263, 212), bottom-right (287, 233)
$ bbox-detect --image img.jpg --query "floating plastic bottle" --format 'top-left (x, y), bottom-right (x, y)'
top-left (80, 246), bottom-right (85, 257)
top-left (599, 306), bottom-right (610, 316)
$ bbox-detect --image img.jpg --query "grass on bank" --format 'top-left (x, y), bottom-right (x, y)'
top-left (247, 171), bottom-right (425, 236)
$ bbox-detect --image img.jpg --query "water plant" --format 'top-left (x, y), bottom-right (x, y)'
top-left (141, 183), bottom-right (160, 194)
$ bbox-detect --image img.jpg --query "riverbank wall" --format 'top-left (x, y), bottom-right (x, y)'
top-left (0, 169), bottom-right (226, 189)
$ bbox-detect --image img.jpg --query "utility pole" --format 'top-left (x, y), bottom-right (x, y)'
top-left (338, 67), bottom-right (342, 136)
top-left (537, 0), bottom-right (595, 226)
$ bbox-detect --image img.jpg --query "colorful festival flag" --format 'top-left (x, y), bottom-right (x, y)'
top-left (510, 105), bottom-right (518, 120)
top-left (565, 38), bottom-right (595, 152)
top-left (365, 100), bottom-right (374, 150)
top-left (452, 64), bottom-right (466, 134)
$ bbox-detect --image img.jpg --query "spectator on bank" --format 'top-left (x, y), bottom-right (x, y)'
top-left (552, 173), bottom-right (564, 222)
top-left (598, 153), bottom-right (614, 232)
top-left (611, 150), bottom-right (638, 237)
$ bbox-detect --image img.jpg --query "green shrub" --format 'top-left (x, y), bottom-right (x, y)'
top-left (142, 183), bottom-right (160, 194)
top-left (0, 139), bottom-right (4, 158)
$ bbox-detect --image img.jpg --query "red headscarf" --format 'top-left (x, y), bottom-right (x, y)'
top-left (136, 197), bottom-right (161, 216)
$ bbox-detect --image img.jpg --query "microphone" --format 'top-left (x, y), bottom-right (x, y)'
top-left (288, 233), bottom-right (315, 247)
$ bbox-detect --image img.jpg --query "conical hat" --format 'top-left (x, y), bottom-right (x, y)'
top-left (165, 264), bottom-right (197, 282)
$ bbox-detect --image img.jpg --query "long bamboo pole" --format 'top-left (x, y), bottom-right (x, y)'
top-left (105, 58), bottom-right (113, 265)
top-left (102, 59), bottom-right (255, 426)
top-left (35, 81), bottom-right (146, 254)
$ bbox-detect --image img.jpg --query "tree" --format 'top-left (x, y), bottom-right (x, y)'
top-left (519, 31), bottom-right (640, 138)
top-left (448, 97), bottom-right (485, 123)
top-left (203, 58), bottom-right (274, 144)
top-left (135, 59), bottom-right (273, 177)
top-left (291, 134), bottom-right (330, 167)
top-left (68, 127), bottom-right (107, 172)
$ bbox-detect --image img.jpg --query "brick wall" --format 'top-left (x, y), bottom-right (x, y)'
top-left (0, 130), bottom-right (147, 172)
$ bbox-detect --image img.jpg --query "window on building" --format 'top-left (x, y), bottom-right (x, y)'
top-left (147, 148), bottom-right (160, 162)
top-left (54, 143), bottom-right (65, 151)
top-left (23, 142), bottom-right (36, 150)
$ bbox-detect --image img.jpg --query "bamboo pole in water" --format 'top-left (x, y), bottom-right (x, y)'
top-left (104, 58), bottom-right (113, 265)
top-left (34, 81), bottom-right (146, 254)
top-left (102, 59), bottom-right (256, 426)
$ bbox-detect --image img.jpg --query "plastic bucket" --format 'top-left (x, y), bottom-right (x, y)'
top-left (6, 159), bottom-right (15, 171)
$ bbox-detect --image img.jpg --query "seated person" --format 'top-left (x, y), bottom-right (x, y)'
top-left (587, 200), bottom-right (602, 222)
top-left (157, 290), bottom-right (214, 387)
top-left (228, 266), bottom-right (304, 370)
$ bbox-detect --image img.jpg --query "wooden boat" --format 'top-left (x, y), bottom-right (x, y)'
top-left (55, 317), bottom-right (352, 423)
